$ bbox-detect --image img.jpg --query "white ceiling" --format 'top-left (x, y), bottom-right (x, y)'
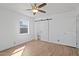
top-left (0, 3), bottom-right (79, 19)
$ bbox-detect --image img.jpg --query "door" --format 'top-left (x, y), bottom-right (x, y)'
top-left (35, 20), bottom-right (48, 41)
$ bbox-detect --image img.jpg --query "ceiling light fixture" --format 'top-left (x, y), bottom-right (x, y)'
top-left (32, 9), bottom-right (38, 13)
top-left (26, 3), bottom-right (47, 15)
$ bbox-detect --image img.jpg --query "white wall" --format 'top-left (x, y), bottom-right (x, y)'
top-left (77, 15), bottom-right (79, 48)
top-left (34, 10), bottom-right (76, 47)
top-left (76, 7), bottom-right (79, 48)
top-left (0, 7), bottom-right (34, 51)
top-left (34, 7), bottom-right (79, 48)
top-left (49, 10), bottom-right (76, 47)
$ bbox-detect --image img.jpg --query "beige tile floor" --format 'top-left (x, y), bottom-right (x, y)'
top-left (0, 40), bottom-right (78, 56)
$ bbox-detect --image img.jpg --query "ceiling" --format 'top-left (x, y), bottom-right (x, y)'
top-left (0, 3), bottom-right (79, 19)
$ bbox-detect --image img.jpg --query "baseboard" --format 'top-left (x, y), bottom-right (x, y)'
top-left (0, 40), bottom-right (31, 52)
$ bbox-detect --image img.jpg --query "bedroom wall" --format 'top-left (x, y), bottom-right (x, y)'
top-left (77, 15), bottom-right (79, 48)
top-left (34, 10), bottom-right (76, 47)
top-left (49, 10), bottom-right (76, 47)
top-left (76, 7), bottom-right (79, 48)
top-left (0, 7), bottom-right (34, 51)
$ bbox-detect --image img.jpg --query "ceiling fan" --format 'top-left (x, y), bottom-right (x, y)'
top-left (26, 3), bottom-right (47, 15)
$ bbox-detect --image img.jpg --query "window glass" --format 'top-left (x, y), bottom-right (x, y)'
top-left (20, 19), bottom-right (29, 34)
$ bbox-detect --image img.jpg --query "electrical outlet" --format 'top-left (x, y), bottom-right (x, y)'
top-left (76, 43), bottom-right (78, 45)
top-left (57, 40), bottom-right (60, 42)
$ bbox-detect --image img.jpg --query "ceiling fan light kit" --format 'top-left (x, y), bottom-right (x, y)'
top-left (26, 3), bottom-right (47, 15)
top-left (32, 9), bottom-right (38, 13)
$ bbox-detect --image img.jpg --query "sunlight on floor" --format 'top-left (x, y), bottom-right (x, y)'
top-left (22, 47), bottom-right (33, 56)
top-left (11, 45), bottom-right (25, 56)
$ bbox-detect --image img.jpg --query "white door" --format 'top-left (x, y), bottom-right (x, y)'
top-left (35, 21), bottom-right (48, 41)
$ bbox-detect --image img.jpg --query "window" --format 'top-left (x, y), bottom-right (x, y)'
top-left (20, 19), bottom-right (29, 34)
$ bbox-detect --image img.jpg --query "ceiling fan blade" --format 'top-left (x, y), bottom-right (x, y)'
top-left (26, 9), bottom-right (32, 10)
top-left (38, 3), bottom-right (47, 8)
top-left (38, 10), bottom-right (46, 13)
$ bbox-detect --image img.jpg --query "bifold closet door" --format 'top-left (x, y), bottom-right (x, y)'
top-left (35, 21), bottom-right (48, 41)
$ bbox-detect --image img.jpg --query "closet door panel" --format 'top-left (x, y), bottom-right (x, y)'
top-left (39, 21), bottom-right (48, 41)
top-left (49, 19), bottom-right (57, 43)
top-left (34, 22), bottom-right (40, 40)
top-left (34, 21), bottom-right (48, 41)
